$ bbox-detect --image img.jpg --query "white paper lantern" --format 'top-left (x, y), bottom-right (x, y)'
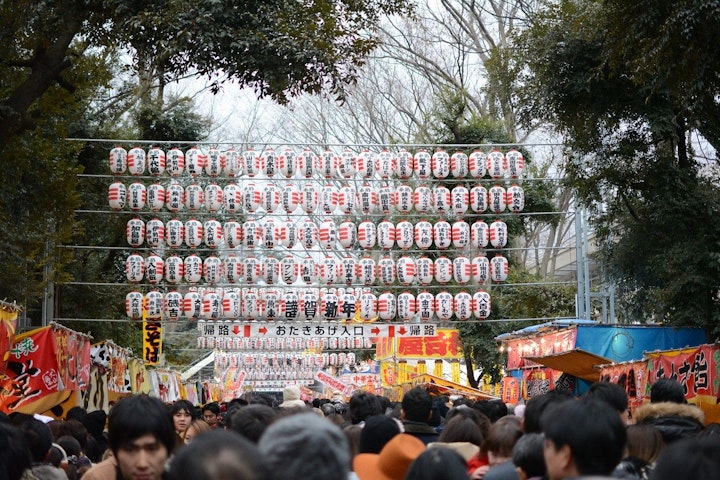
top-left (394, 148), bottom-right (412, 179)
top-left (469, 185), bottom-right (488, 213)
top-left (319, 220), bottom-right (338, 249)
top-left (414, 220), bottom-right (433, 250)
top-left (109, 146), bottom-right (127, 174)
top-left (433, 220), bottom-right (452, 250)
top-left (206, 183), bottom-right (224, 213)
top-left (264, 289), bottom-right (283, 319)
top-left (165, 182), bottom-right (184, 213)
top-left (377, 220), bottom-right (395, 250)
top-left (432, 150), bottom-right (450, 179)
top-left (471, 255), bottom-right (490, 284)
top-left (376, 150), bottom-right (395, 178)
top-left (338, 184), bottom-right (357, 214)
top-left (473, 290), bottom-right (491, 319)
top-left (433, 186), bottom-right (451, 214)
top-left (281, 255), bottom-right (297, 284)
top-left (394, 220), bottom-right (413, 250)
top-left (108, 182), bottom-right (126, 211)
top-left (223, 148), bottom-right (242, 177)
top-left (357, 150), bottom-right (376, 178)
top-left (262, 219), bottom-right (280, 249)
top-left (318, 149), bottom-right (337, 178)
top-left (357, 221), bottom-right (376, 249)
top-left (184, 290), bottom-right (202, 318)
top-left (299, 183), bottom-right (318, 213)
top-left (378, 292), bottom-right (396, 321)
top-left (204, 255), bottom-right (223, 284)
top-left (319, 256), bottom-right (339, 285)
top-left (319, 184), bottom-right (338, 214)
top-left (297, 219), bottom-right (319, 249)
top-left (413, 186), bottom-right (433, 214)
top-left (486, 149), bottom-right (507, 179)
top-left (162, 290), bottom-right (183, 320)
top-left (202, 290), bottom-right (222, 319)
top-left (396, 256), bottom-right (416, 285)
top-left (416, 256), bottom-right (434, 285)
top-left (340, 256), bottom-right (357, 285)
top-left (490, 255), bottom-right (509, 283)
top-left (184, 219), bottom-right (203, 248)
top-left (451, 186), bottom-right (469, 215)
top-left (165, 218), bottom-right (184, 248)
top-left (337, 292), bottom-right (357, 320)
top-left (338, 221), bottom-right (357, 249)
top-left (282, 291), bottom-right (300, 320)
top-left (451, 220), bottom-right (470, 249)
top-left (127, 182), bottom-right (146, 211)
top-left (222, 183), bottom-right (241, 213)
top-left (166, 148), bottom-right (185, 177)
top-left (263, 256), bottom-right (280, 284)
top-left (300, 290), bottom-right (319, 320)
top-left (299, 256), bottom-right (317, 284)
top-left (488, 185), bottom-right (507, 213)
top-left (144, 254), bottom-right (164, 284)
top-left (435, 291), bottom-right (454, 321)
top-left (165, 255), bottom-right (183, 284)
top-left (126, 291), bottom-right (143, 319)
top-left (378, 185), bottom-right (395, 214)
top-left (184, 254), bottom-right (203, 283)
top-left (506, 184), bottom-right (525, 213)
top-left (127, 147), bottom-right (146, 175)
top-left (297, 148), bottom-right (316, 178)
top-left (320, 291), bottom-right (340, 320)
top-left (243, 256), bottom-right (263, 284)
top-left (397, 292), bottom-right (416, 321)
top-left (450, 151), bottom-right (469, 178)
top-left (223, 221), bottom-right (242, 248)
top-left (392, 184), bottom-right (412, 214)
top-left (434, 256), bottom-right (453, 284)
top-left (222, 290), bottom-right (241, 318)
top-left (359, 291), bottom-right (378, 320)
top-left (416, 291), bottom-right (435, 321)
top-left (506, 149), bottom-right (524, 178)
top-left (184, 147), bottom-right (205, 177)
top-left (468, 150), bottom-right (486, 178)
top-left (280, 218), bottom-right (298, 249)
top-left (262, 147), bottom-right (278, 177)
top-left (243, 220), bottom-right (261, 249)
top-left (243, 182), bottom-right (262, 213)
top-left (147, 146), bottom-right (166, 176)
top-left (338, 149), bottom-right (357, 178)
top-left (453, 256), bottom-right (472, 285)
top-left (414, 150), bottom-right (431, 179)
top-left (357, 183), bottom-right (377, 214)
top-left (470, 221), bottom-right (489, 250)
top-left (242, 148), bottom-right (261, 177)
top-left (452, 292), bottom-right (472, 321)
top-left (146, 218), bottom-right (164, 247)
top-left (126, 218), bottom-right (145, 247)
top-left (357, 257), bottom-right (376, 285)
top-left (278, 148), bottom-right (296, 178)
top-left (145, 183), bottom-right (164, 212)
top-left (125, 253), bottom-right (144, 283)
top-left (144, 290), bottom-right (163, 319)
top-left (281, 184), bottom-right (299, 213)
top-left (183, 184), bottom-right (203, 212)
top-left (201, 219), bottom-right (221, 249)
top-left (377, 256), bottom-right (396, 285)
top-left (489, 220), bottom-right (508, 248)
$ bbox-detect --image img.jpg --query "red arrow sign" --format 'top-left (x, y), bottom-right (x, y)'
top-left (258, 326), bottom-right (268, 335)
top-left (371, 327), bottom-right (381, 335)
top-left (398, 326), bottom-right (407, 335)
top-left (232, 325), bottom-right (241, 335)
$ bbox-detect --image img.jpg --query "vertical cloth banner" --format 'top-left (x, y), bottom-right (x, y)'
top-left (0, 305), bottom-right (18, 379)
top-left (53, 326), bottom-right (91, 391)
top-left (143, 321), bottom-right (162, 365)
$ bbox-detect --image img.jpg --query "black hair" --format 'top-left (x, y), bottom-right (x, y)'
top-left (542, 399), bottom-right (626, 476)
top-left (404, 446), bottom-right (471, 480)
top-left (512, 433), bottom-right (546, 478)
top-left (401, 387), bottom-right (433, 423)
top-left (473, 399), bottom-right (508, 423)
top-left (169, 399), bottom-right (197, 418)
top-left (584, 381), bottom-right (629, 413)
top-left (0, 422), bottom-right (31, 480)
top-left (108, 394), bottom-right (176, 456)
top-left (523, 389), bottom-right (575, 433)
top-left (202, 402), bottom-right (220, 415)
top-left (438, 415), bottom-right (483, 446)
top-left (651, 435), bottom-right (720, 480)
top-left (348, 391), bottom-right (383, 425)
top-left (65, 406), bottom-right (88, 423)
top-left (650, 378), bottom-right (686, 404)
top-left (228, 404), bottom-right (279, 443)
top-left (18, 418), bottom-right (53, 462)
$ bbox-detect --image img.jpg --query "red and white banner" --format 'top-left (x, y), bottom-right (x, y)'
top-left (646, 344), bottom-right (719, 401)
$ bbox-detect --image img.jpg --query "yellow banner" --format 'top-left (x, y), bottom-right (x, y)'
top-left (143, 321), bottom-right (162, 365)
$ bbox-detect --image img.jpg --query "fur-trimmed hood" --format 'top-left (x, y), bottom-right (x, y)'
top-left (633, 401), bottom-right (705, 424)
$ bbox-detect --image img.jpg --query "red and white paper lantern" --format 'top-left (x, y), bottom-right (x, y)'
top-left (359, 291), bottom-right (377, 320)
top-left (451, 151), bottom-right (469, 178)
top-left (184, 219), bottom-right (203, 248)
top-left (471, 255), bottom-right (490, 284)
top-left (338, 185), bottom-right (356, 214)
top-left (432, 150), bottom-right (450, 179)
top-left (320, 291), bottom-right (340, 320)
top-left (357, 183), bottom-right (377, 214)
top-left (243, 183), bottom-right (262, 213)
top-left (300, 290), bottom-right (319, 320)
top-left (262, 147), bottom-right (278, 177)
top-left (127, 182), bottom-right (146, 211)
top-left (320, 184), bottom-right (338, 214)
top-left (377, 256), bottom-right (396, 285)
top-left (243, 256), bottom-right (263, 284)
top-left (319, 256), bottom-right (339, 285)
top-left (223, 221), bottom-right (242, 248)
top-left (262, 219), bottom-right (280, 249)
top-left (165, 182), bottom-right (184, 213)
top-left (184, 183), bottom-right (204, 211)
top-left (415, 220), bottom-right (433, 250)
top-left (396, 256), bottom-right (416, 285)
top-left (416, 256), bottom-right (434, 285)
top-left (281, 184), bottom-right (299, 213)
top-left (297, 219), bottom-right (319, 249)
top-left (435, 291), bottom-right (454, 321)
top-left (204, 255), bottom-right (224, 284)
top-left (146, 183), bottom-right (165, 212)
top-left (376, 150), bottom-right (395, 178)
top-left (490, 254), bottom-right (509, 283)
top-left (127, 147), bottom-right (146, 175)
top-left (184, 290), bottom-right (202, 318)
top-left (165, 255), bottom-right (183, 284)
top-left (147, 146), bottom-right (166, 176)
top-left (203, 219), bottom-right (222, 248)
top-left (340, 256), bottom-right (357, 285)
top-left (357, 221), bottom-right (376, 249)
top-left (357, 257), bottom-right (376, 285)
top-left (319, 220), bottom-right (338, 249)
top-left (222, 290), bottom-right (241, 318)
top-left (126, 218), bottom-right (145, 247)
top-left (263, 257), bottom-right (280, 284)
top-left (470, 185), bottom-right (488, 213)
top-left (338, 291), bottom-right (357, 321)
top-left (278, 148), bottom-right (296, 178)
top-left (396, 148), bottom-right (413, 179)
top-left (144, 290), bottom-right (163, 319)
top-left (338, 149), bottom-right (357, 178)
top-left (433, 220), bottom-right (452, 250)
top-left (318, 149), bottom-right (338, 178)
top-left (468, 150), bottom-right (486, 178)
top-left (264, 289), bottom-right (283, 319)
top-left (282, 291), bottom-right (300, 320)
top-left (486, 149), bottom-right (507, 178)
top-left (146, 218), bottom-right (164, 247)
top-left (243, 220), bottom-right (261, 249)
top-left (453, 256), bottom-right (472, 285)
top-left (108, 182), bottom-right (126, 211)
top-left (144, 254), bottom-right (164, 284)
top-left (506, 184), bottom-right (525, 213)
top-left (454, 291), bottom-right (473, 320)
top-left (488, 185), bottom-right (507, 213)
top-left (378, 292), bottom-right (396, 321)
top-left (473, 290), bottom-right (491, 319)
top-left (338, 221), bottom-right (357, 249)
top-left (451, 186), bottom-right (469, 215)
top-left (126, 291), bottom-right (143, 319)
top-left (125, 253), bottom-right (144, 283)
top-left (281, 256), bottom-right (297, 284)
top-left (357, 150), bottom-right (376, 178)
top-left (185, 147), bottom-right (205, 177)
top-left (416, 291), bottom-right (435, 321)
top-left (395, 221), bottom-right (414, 250)
top-left (489, 220), bottom-right (508, 248)
top-left (165, 218), bottom-right (184, 248)
top-left (223, 183), bottom-right (242, 213)
top-left (377, 220), bottom-right (395, 250)
top-left (223, 148), bottom-right (242, 177)
top-left (397, 292), bottom-right (416, 321)
top-left (297, 149), bottom-right (316, 178)
top-left (242, 148), bottom-right (261, 177)
top-left (414, 186), bottom-right (433, 214)
top-left (414, 149), bottom-right (431, 179)
top-left (202, 290), bottom-right (222, 319)
top-left (184, 254), bottom-right (203, 283)
top-left (299, 256), bottom-right (317, 284)
top-left (300, 183), bottom-right (319, 214)
top-left (433, 186), bottom-right (451, 214)
top-left (452, 220), bottom-right (470, 248)
top-left (395, 184), bottom-right (413, 214)
top-left (166, 148), bottom-right (185, 177)
top-left (471, 221), bottom-right (489, 249)
top-left (109, 146), bottom-right (127, 174)
top-left (506, 149), bottom-right (524, 178)
top-left (434, 256), bottom-right (453, 284)
top-left (205, 184), bottom-right (224, 213)
top-left (280, 218), bottom-right (298, 249)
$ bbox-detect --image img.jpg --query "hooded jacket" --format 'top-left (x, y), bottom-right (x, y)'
top-left (633, 401), bottom-right (705, 444)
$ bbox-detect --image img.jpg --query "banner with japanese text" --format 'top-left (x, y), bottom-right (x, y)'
top-left (0, 306), bottom-right (18, 379)
top-left (376, 329), bottom-right (461, 360)
top-left (506, 328), bottom-right (578, 370)
top-left (143, 321), bottom-right (162, 365)
top-left (501, 377), bottom-right (521, 404)
top-left (522, 367), bottom-right (563, 398)
top-left (598, 360), bottom-right (649, 411)
top-left (646, 344), bottom-right (719, 401)
top-left (53, 327), bottom-right (91, 391)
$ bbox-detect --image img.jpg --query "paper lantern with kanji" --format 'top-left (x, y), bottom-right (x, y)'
top-left (280, 255), bottom-right (297, 284)
top-left (318, 220), bottom-right (338, 249)
top-left (413, 149), bottom-right (431, 179)
top-left (243, 256), bottom-right (263, 284)
top-left (415, 256), bottom-right (434, 285)
top-left (264, 289), bottom-right (283, 319)
top-left (144, 290), bottom-right (163, 319)
top-left (145, 183), bottom-right (164, 212)
top-left (126, 218), bottom-right (145, 247)
top-left (162, 290), bottom-right (183, 320)
top-left (165, 255), bottom-right (183, 284)
top-left (222, 183), bottom-right (241, 213)
top-left (449, 186), bottom-right (469, 216)
top-left (469, 221), bottom-right (488, 250)
top-left (299, 183), bottom-right (318, 214)
top-left (473, 290), bottom-right (491, 319)
top-left (145, 218), bottom-right (164, 247)
top-left (340, 256), bottom-right (357, 285)
top-left (488, 185), bottom-right (507, 213)
top-left (359, 291), bottom-right (377, 321)
top-left (319, 184), bottom-right (338, 214)
top-left (395, 256), bottom-right (416, 285)
top-left (376, 150), bottom-right (395, 179)
top-left (242, 148), bottom-right (261, 177)
top-left (378, 292), bottom-right (396, 321)
top-left (506, 184), bottom-right (525, 213)
top-left (204, 184), bottom-right (223, 213)
top-left (282, 290), bottom-right (300, 320)
top-left (338, 292), bottom-right (357, 320)
top-left (147, 146), bottom-right (166, 176)
top-left (185, 147), bottom-right (205, 177)
top-left (432, 150), bottom-right (450, 179)
top-left (471, 255), bottom-right (490, 284)
top-left (435, 291), bottom-right (454, 321)
top-left (297, 219), bottom-right (318, 249)
top-left (414, 220), bottom-right (433, 250)
top-left (202, 290), bottom-right (222, 319)
top-left (263, 257), bottom-right (280, 284)
top-left (201, 219), bottom-right (221, 249)
top-left (280, 218), bottom-right (298, 249)
top-left (486, 149), bottom-right (507, 179)
top-left (243, 220), bottom-right (261, 249)
top-left (164, 147), bottom-right (185, 177)
top-left (451, 220), bottom-right (470, 249)
top-left (357, 221), bottom-right (376, 249)
top-left (397, 292), bottom-right (416, 321)
top-left (127, 182), bottom-right (146, 211)
top-left (433, 220), bottom-right (452, 250)
top-left (319, 256), bottom-right (339, 285)
top-left (184, 219), bottom-right (203, 248)
top-left (125, 253), bottom-right (144, 283)
top-left (357, 257), bottom-right (376, 285)
top-left (377, 185), bottom-right (395, 214)
top-left (300, 289), bottom-right (319, 320)
top-left (377, 256), bottom-right (396, 285)
top-left (392, 148), bottom-right (409, 179)
top-left (262, 147), bottom-right (278, 177)
top-left (109, 146), bottom-right (127, 174)
top-left (434, 256), bottom-right (453, 284)
top-left (394, 220), bottom-right (413, 250)
top-left (108, 182), bottom-right (126, 211)
top-left (413, 186), bottom-right (432, 214)
top-left (469, 185), bottom-right (488, 213)
top-left (357, 149), bottom-right (376, 178)
top-left (357, 183), bottom-right (377, 214)
top-left (505, 149), bottom-right (524, 178)
top-left (222, 221), bottom-right (241, 248)
top-left (281, 183), bottom-right (299, 213)
top-left (184, 290), bottom-right (202, 318)
top-left (276, 147), bottom-right (295, 178)
top-left (490, 254), bottom-right (509, 283)
top-left (337, 149), bottom-right (356, 178)
top-left (337, 221), bottom-right (357, 249)
top-left (377, 221), bottom-right (395, 250)
top-left (390, 184), bottom-right (411, 214)
top-left (165, 218), bottom-right (184, 248)
top-left (433, 186), bottom-right (451, 214)
top-left (144, 254), bottom-right (164, 285)
top-left (125, 291), bottom-right (143, 319)
top-left (453, 256), bottom-right (472, 284)
top-left (450, 151), bottom-right (469, 178)
top-left (223, 148), bottom-right (242, 177)
top-left (183, 183), bottom-right (203, 212)
top-left (184, 254), bottom-right (203, 283)
top-left (296, 148), bottom-right (316, 178)
top-left (338, 184), bottom-right (357, 214)
top-left (467, 150), bottom-right (485, 178)
top-left (222, 290), bottom-right (241, 318)
top-left (165, 182), bottom-right (184, 213)
top-left (489, 220), bottom-right (508, 248)
top-left (261, 219), bottom-right (280, 249)
top-left (242, 183), bottom-right (261, 213)
top-left (320, 291), bottom-right (340, 320)
top-left (298, 256), bottom-right (316, 285)
top-left (127, 147), bottom-right (146, 175)
top-left (318, 149), bottom-right (338, 178)
top-left (416, 291), bottom-right (435, 321)
top-left (204, 255), bottom-right (223, 284)
top-left (454, 291), bottom-right (473, 320)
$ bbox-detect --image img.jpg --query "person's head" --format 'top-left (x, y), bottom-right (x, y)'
top-left (343, 424), bottom-right (363, 458)
top-left (438, 414), bottom-right (484, 447)
top-left (18, 418), bottom-right (53, 463)
top-left (201, 402), bottom-right (221, 428)
top-left (650, 378), bottom-right (686, 404)
top-left (229, 404), bottom-right (279, 443)
top-left (167, 429), bottom-right (264, 480)
top-left (169, 399), bottom-right (196, 435)
top-left (348, 391), bottom-right (383, 425)
top-left (359, 415), bottom-right (401, 454)
top-left (512, 433), bottom-right (546, 480)
top-left (82, 410), bottom-right (107, 438)
top-left (64, 419), bottom-right (89, 450)
top-left (542, 399), bottom-right (626, 480)
top-left (483, 415), bottom-right (523, 465)
top-left (279, 385), bottom-right (307, 409)
top-left (473, 399), bottom-right (508, 423)
top-left (0, 422), bottom-right (31, 480)
top-left (184, 418), bottom-right (212, 444)
top-left (404, 446), bottom-right (471, 480)
top-left (523, 389), bottom-right (575, 433)
top-left (401, 387), bottom-right (433, 424)
top-left (108, 395), bottom-right (176, 480)
top-left (258, 412), bottom-right (350, 480)
top-left (650, 435), bottom-right (720, 480)
top-left (625, 423), bottom-right (664, 464)
top-left (65, 407), bottom-right (88, 423)
top-left (584, 381), bottom-right (630, 424)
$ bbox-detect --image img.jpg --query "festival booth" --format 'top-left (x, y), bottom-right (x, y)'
top-left (496, 320), bottom-right (707, 403)
top-left (407, 373), bottom-right (499, 401)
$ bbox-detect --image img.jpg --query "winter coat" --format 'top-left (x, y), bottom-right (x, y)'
top-left (633, 401), bottom-right (705, 444)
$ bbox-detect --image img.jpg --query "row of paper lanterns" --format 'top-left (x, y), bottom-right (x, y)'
top-left (215, 366), bottom-right (317, 382)
top-left (126, 217), bottom-right (508, 251)
top-left (125, 251), bottom-right (509, 286)
top-left (199, 331), bottom-right (374, 351)
top-left (109, 146), bottom-right (524, 180)
top-left (109, 180), bottom-right (525, 215)
top-left (126, 288), bottom-right (491, 321)
top-left (215, 351), bottom-right (357, 368)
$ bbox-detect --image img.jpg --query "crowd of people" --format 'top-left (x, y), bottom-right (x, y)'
top-left (1, 378), bottom-right (719, 480)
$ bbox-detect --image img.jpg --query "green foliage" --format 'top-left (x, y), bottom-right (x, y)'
top-left (134, 97), bottom-right (209, 142)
